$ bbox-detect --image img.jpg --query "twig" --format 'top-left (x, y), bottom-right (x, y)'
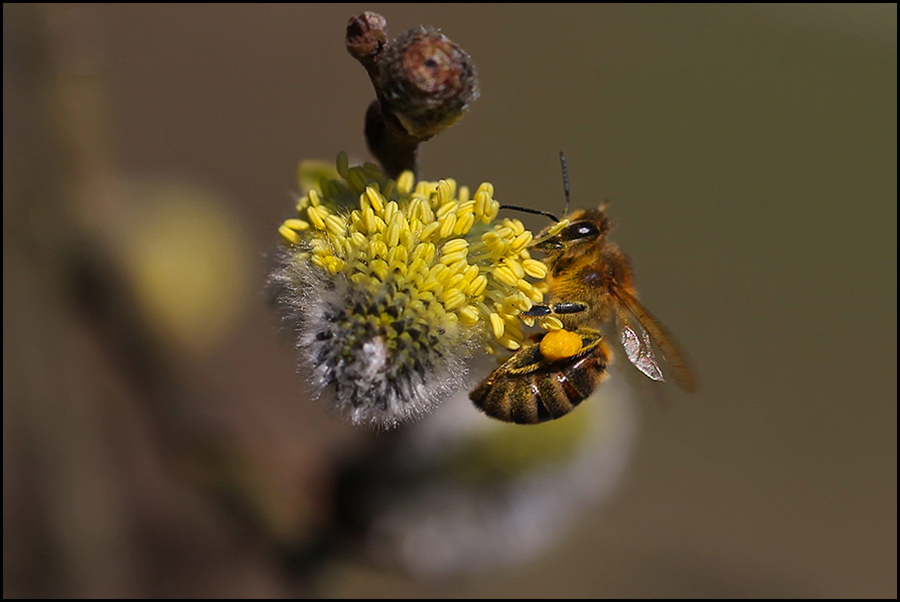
top-left (346, 12), bottom-right (479, 177)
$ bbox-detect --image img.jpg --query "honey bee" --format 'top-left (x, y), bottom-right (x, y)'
top-left (470, 154), bottom-right (696, 424)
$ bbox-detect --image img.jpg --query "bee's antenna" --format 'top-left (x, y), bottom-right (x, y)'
top-left (499, 205), bottom-right (560, 222)
top-left (560, 151), bottom-right (571, 216)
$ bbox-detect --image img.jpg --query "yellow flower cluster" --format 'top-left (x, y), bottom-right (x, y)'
top-left (279, 153), bottom-right (549, 351)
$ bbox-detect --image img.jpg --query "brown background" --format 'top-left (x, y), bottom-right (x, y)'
top-left (4, 4), bottom-right (896, 598)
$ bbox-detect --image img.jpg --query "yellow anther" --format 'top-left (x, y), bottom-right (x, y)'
top-left (496, 226), bottom-right (515, 240)
top-left (383, 200), bottom-right (399, 225)
top-left (388, 244), bottom-right (408, 266)
top-left (324, 257), bottom-right (345, 274)
top-left (462, 264), bottom-right (479, 285)
top-left (459, 305), bottom-right (480, 326)
top-left (439, 213), bottom-right (457, 238)
top-left (408, 197), bottom-right (428, 222)
top-left (503, 319), bottom-right (524, 343)
top-left (475, 182), bottom-right (495, 198)
top-left (365, 186), bottom-right (385, 213)
top-left (497, 336), bottom-right (521, 351)
top-left (350, 232), bottom-right (368, 249)
top-left (539, 315), bottom-right (565, 331)
top-left (489, 312), bottom-right (505, 338)
top-left (420, 221), bottom-right (442, 242)
top-left (283, 218), bottom-right (309, 232)
top-left (325, 214), bottom-right (346, 237)
top-left (485, 199), bottom-right (500, 221)
top-left (507, 293), bottom-right (533, 312)
top-left (482, 230), bottom-right (501, 246)
top-left (437, 180), bottom-right (453, 204)
top-left (306, 205), bottom-right (326, 229)
top-left (455, 200), bottom-right (476, 215)
top-left (441, 288), bottom-right (467, 311)
top-left (397, 170), bottom-right (415, 195)
top-left (447, 258), bottom-right (469, 276)
top-left (474, 191), bottom-right (487, 219)
top-left (454, 212), bottom-right (476, 236)
top-left (415, 181), bottom-right (437, 197)
top-left (328, 232), bottom-right (347, 255)
top-left (358, 207), bottom-right (375, 234)
top-left (411, 242), bottom-right (436, 264)
top-left (336, 151), bottom-right (350, 178)
top-left (362, 162), bottom-right (382, 180)
top-left (511, 230), bottom-right (533, 253)
top-left (522, 258), bottom-right (548, 279)
top-left (418, 277), bottom-right (440, 293)
top-left (505, 258), bottom-right (525, 279)
top-left (436, 200), bottom-right (459, 219)
top-left (408, 259), bottom-right (428, 281)
top-left (516, 279), bottom-right (535, 295)
top-left (447, 273), bottom-right (466, 289)
top-left (385, 220), bottom-right (402, 248)
top-left (279, 224), bottom-right (302, 245)
top-left (526, 286), bottom-right (544, 303)
top-left (442, 239), bottom-right (469, 255)
top-left (440, 249), bottom-right (468, 266)
top-left (347, 169), bottom-right (366, 193)
top-left (491, 265), bottom-right (518, 287)
top-left (381, 179), bottom-right (397, 202)
top-left (489, 240), bottom-right (510, 261)
top-left (368, 240), bottom-right (388, 260)
top-left (370, 258), bottom-right (389, 280)
top-left (467, 275), bottom-right (488, 297)
top-left (427, 263), bottom-right (449, 282)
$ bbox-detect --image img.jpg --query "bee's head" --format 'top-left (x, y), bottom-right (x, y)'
top-left (531, 206), bottom-right (611, 253)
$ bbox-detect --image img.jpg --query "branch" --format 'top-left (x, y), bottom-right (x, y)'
top-left (346, 12), bottom-right (479, 177)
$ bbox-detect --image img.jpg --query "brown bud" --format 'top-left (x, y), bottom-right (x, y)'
top-left (345, 13), bottom-right (479, 177)
top-left (378, 26), bottom-right (479, 140)
top-left (346, 12), bottom-right (387, 80)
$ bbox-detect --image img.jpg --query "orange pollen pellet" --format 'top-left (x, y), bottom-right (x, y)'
top-left (539, 329), bottom-right (584, 362)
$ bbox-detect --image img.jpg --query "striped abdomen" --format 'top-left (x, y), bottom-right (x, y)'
top-left (470, 329), bottom-right (611, 424)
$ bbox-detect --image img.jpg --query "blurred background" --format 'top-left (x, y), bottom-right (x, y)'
top-left (4, 3), bottom-right (896, 598)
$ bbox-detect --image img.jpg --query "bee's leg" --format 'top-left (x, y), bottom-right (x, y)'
top-left (521, 302), bottom-right (589, 318)
top-left (521, 304), bottom-right (552, 317)
top-left (551, 302), bottom-right (588, 315)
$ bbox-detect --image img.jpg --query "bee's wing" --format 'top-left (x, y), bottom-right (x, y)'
top-left (613, 289), bottom-right (697, 392)
top-left (619, 320), bottom-right (665, 382)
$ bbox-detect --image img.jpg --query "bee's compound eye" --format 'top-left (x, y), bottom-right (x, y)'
top-left (562, 221), bottom-right (600, 241)
top-left (539, 329), bottom-right (583, 362)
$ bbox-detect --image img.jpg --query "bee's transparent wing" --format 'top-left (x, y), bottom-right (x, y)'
top-left (620, 321), bottom-right (665, 382)
top-left (613, 289), bottom-right (697, 392)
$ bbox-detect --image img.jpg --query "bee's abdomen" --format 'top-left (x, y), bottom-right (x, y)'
top-left (470, 346), bottom-right (610, 424)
